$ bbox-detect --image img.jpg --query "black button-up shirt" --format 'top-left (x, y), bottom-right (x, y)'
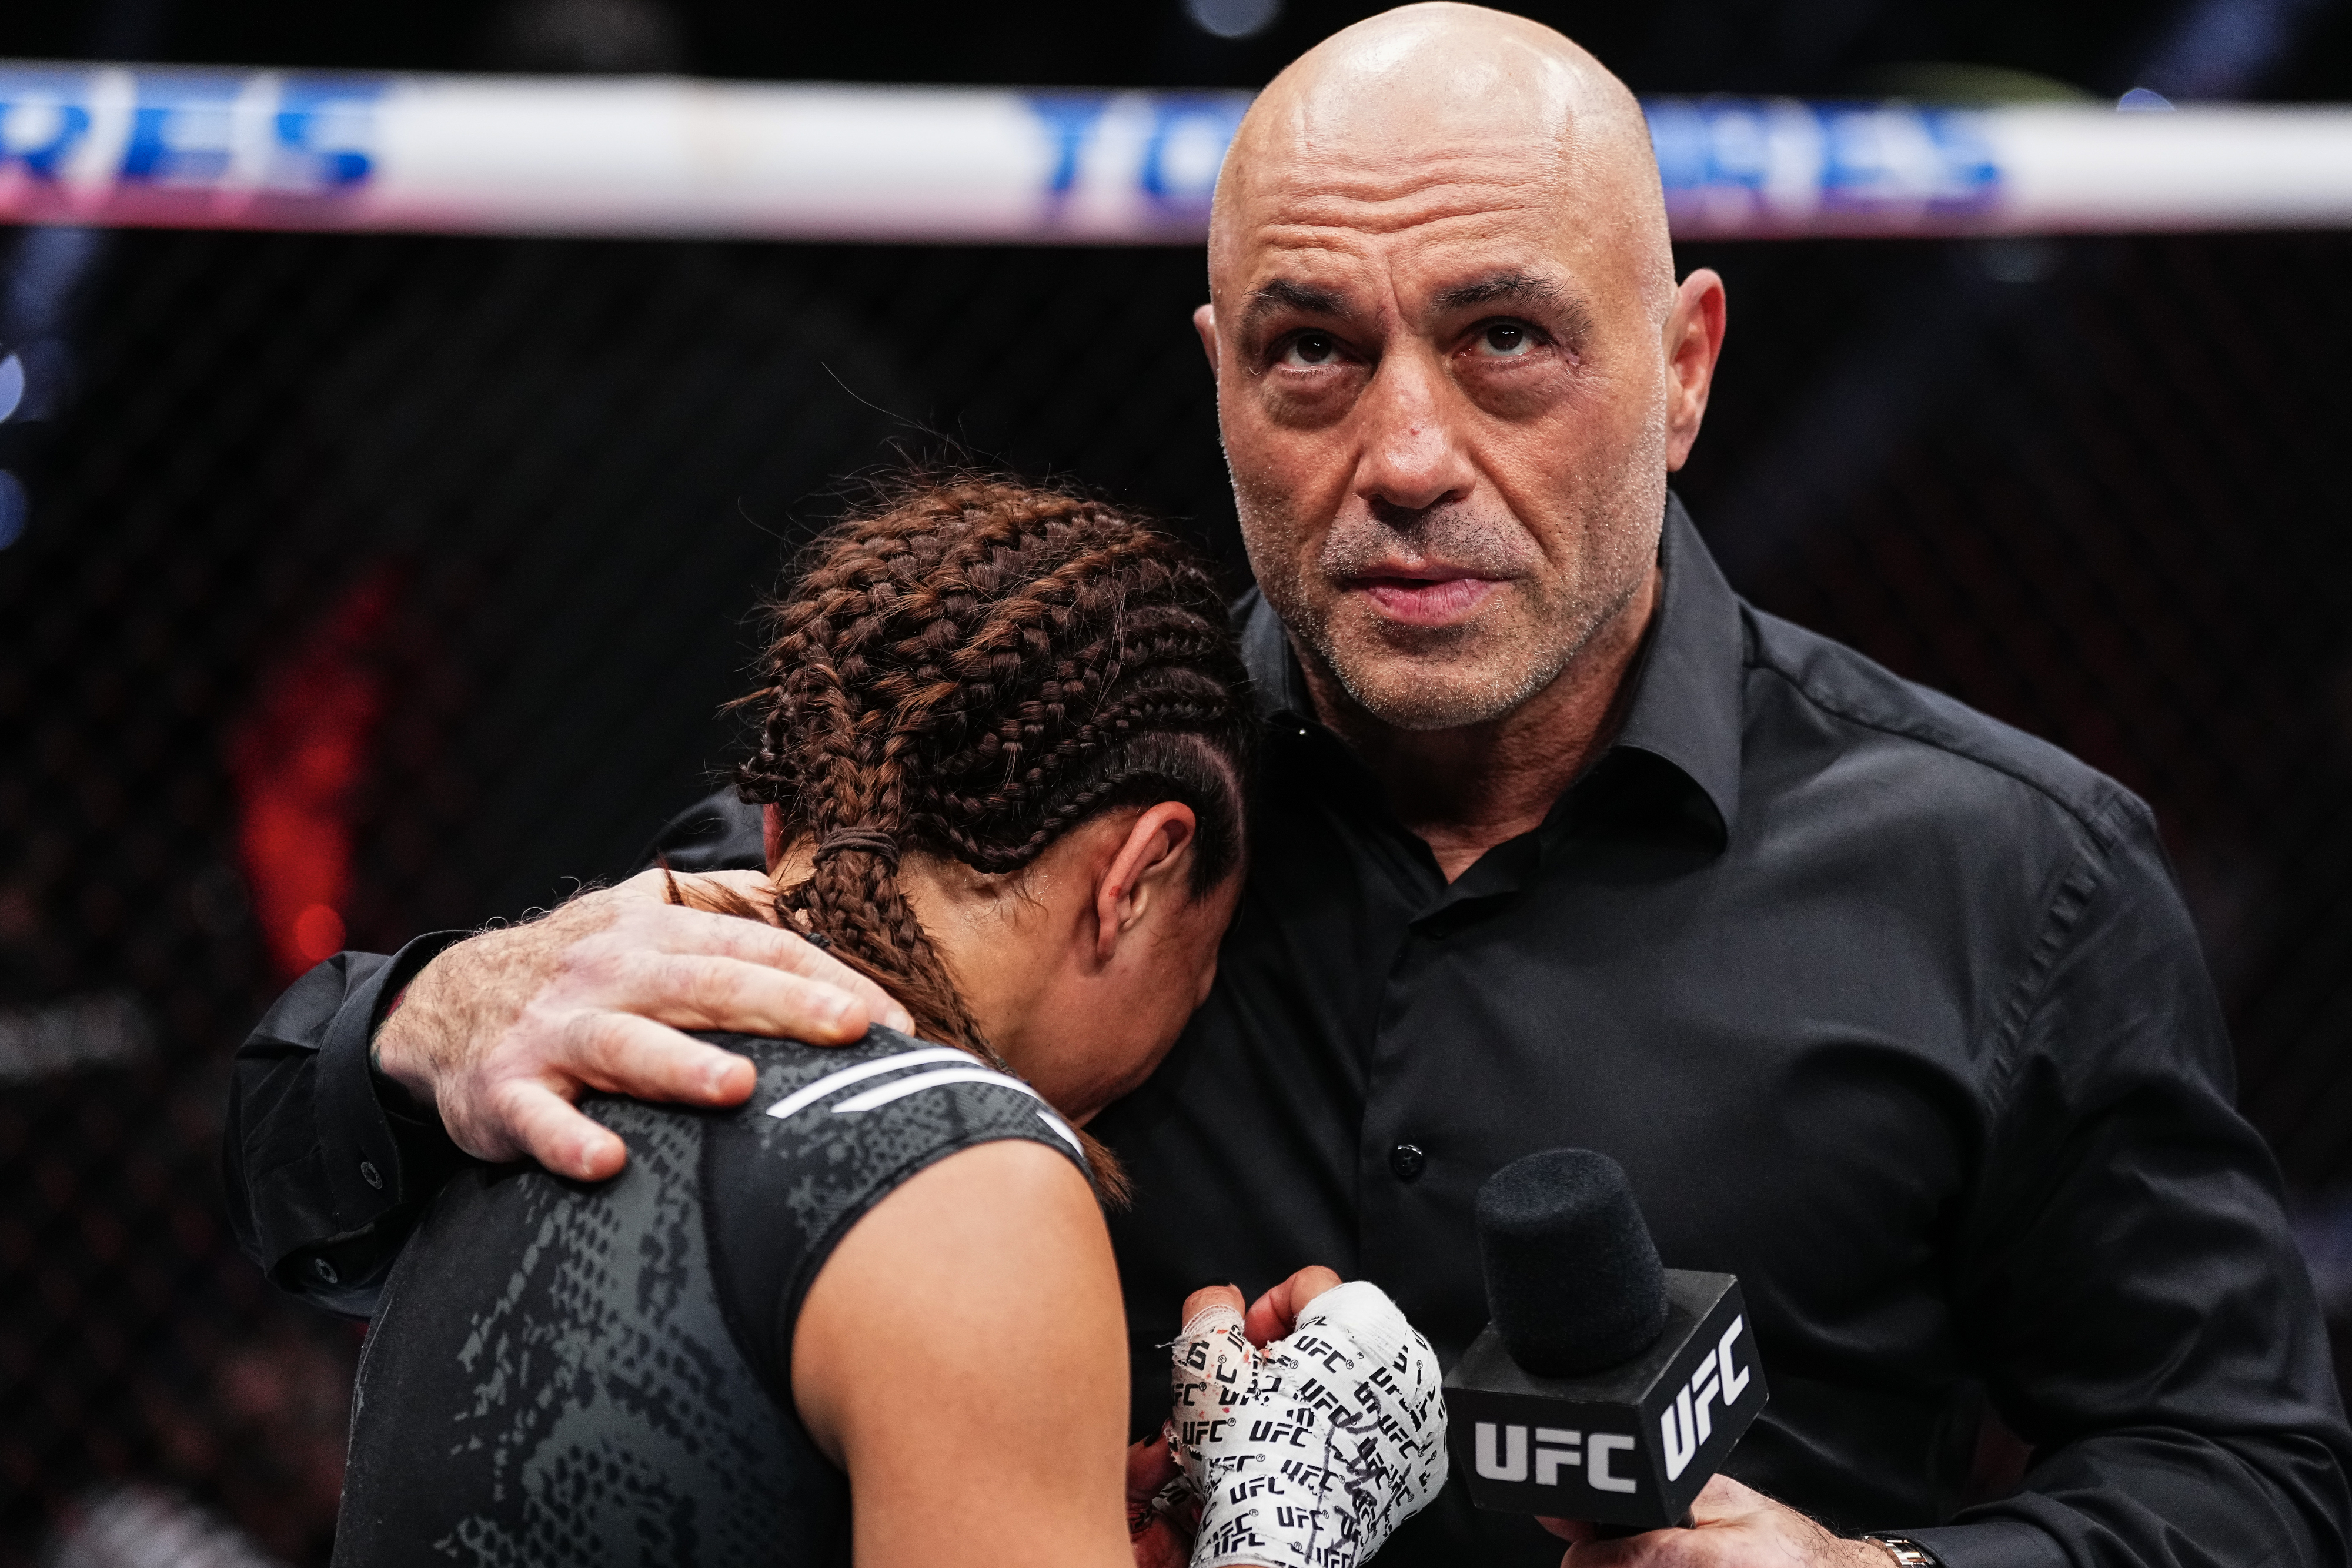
top-left (226, 499), bottom-right (2350, 1568)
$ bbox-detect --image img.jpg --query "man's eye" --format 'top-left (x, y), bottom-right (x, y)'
top-left (1281, 332), bottom-right (1339, 367)
top-left (1472, 322), bottom-right (1536, 357)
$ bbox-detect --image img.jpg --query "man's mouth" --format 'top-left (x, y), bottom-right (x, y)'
top-left (1345, 569), bottom-right (1505, 627)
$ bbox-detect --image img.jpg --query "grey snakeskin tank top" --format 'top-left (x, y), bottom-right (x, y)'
top-left (332, 1027), bottom-right (1089, 1567)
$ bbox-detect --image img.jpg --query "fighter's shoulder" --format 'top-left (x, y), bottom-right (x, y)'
top-left (693, 1024), bottom-right (1085, 1182)
top-left (693, 1025), bottom-right (1087, 1389)
top-left (699, 1025), bottom-right (953, 1100)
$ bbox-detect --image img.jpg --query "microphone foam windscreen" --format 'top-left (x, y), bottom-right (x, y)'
top-left (1474, 1148), bottom-right (1668, 1378)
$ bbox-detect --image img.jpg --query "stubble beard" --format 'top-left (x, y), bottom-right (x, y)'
top-left (1235, 463), bottom-right (1666, 736)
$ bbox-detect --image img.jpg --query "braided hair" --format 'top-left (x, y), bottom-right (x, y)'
top-left (727, 473), bottom-right (1254, 1195)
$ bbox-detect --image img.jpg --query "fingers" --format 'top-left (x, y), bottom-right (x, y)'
top-left (397, 866), bottom-right (930, 1192)
top-left (566, 1012), bottom-right (758, 1105)
top-left (483, 1078), bottom-right (629, 1181)
top-left (1539, 1517), bottom-right (1593, 1543)
top-left (1180, 1283), bottom-right (1247, 1331)
top-left (618, 901), bottom-right (914, 1035)
top-left (1244, 1264), bottom-right (1345, 1346)
top-left (1285, 1264), bottom-right (1343, 1310)
top-left (1125, 1431), bottom-right (1178, 1504)
top-left (619, 950), bottom-right (884, 1045)
top-left (1167, 1287), bottom-right (1258, 1487)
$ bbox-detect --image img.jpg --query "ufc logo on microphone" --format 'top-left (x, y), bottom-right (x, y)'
top-left (1474, 1422), bottom-right (1639, 1493)
top-left (1445, 1272), bottom-right (1767, 1527)
top-left (1661, 1314), bottom-right (1753, 1481)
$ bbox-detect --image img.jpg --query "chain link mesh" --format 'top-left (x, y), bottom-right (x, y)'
top-left (2, 226), bottom-right (2348, 1559)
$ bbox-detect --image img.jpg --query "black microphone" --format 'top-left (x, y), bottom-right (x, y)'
top-left (1441, 1149), bottom-right (1768, 1531)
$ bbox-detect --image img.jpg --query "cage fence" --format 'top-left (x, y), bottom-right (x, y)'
top-left (1, 222), bottom-right (2350, 1562)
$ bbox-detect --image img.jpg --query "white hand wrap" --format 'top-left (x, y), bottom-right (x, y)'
top-left (1167, 1281), bottom-right (1449, 1568)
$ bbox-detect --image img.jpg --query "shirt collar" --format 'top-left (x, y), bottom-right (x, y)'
top-left (1238, 583), bottom-right (1315, 725)
top-left (1234, 490), bottom-right (1746, 845)
top-left (1610, 492), bottom-right (1745, 841)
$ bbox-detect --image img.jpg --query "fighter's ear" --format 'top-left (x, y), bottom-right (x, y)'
top-left (1094, 802), bottom-right (1200, 963)
top-left (1193, 304), bottom-right (1220, 375)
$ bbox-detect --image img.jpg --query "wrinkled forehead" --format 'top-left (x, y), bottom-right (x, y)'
top-left (1214, 122), bottom-right (1647, 322)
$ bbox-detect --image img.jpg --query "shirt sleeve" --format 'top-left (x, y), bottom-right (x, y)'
top-left (221, 931), bottom-right (469, 1316)
top-left (1906, 798), bottom-right (2352, 1568)
top-left (220, 789), bottom-right (766, 1315)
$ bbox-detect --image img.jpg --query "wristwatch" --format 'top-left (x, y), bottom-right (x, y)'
top-left (1859, 1536), bottom-right (1942, 1567)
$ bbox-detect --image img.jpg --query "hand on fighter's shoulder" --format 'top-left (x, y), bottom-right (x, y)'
top-left (372, 865), bottom-right (913, 1181)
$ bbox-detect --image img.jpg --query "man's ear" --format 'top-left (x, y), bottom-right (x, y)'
top-left (1094, 802), bottom-right (1200, 964)
top-left (1193, 304), bottom-right (1220, 376)
top-left (1662, 268), bottom-right (1727, 473)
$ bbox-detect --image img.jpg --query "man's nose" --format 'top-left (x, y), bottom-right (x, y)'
top-left (1352, 350), bottom-right (1475, 513)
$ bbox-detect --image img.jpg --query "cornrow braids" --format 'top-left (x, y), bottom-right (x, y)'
top-left (730, 473), bottom-right (1255, 1200)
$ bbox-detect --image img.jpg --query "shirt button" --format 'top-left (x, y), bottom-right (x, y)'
top-left (1389, 1143), bottom-right (1427, 1182)
top-left (359, 1160), bottom-right (383, 1190)
top-left (311, 1256), bottom-right (340, 1286)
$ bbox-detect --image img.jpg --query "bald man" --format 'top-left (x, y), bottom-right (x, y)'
top-left (228, 6), bottom-right (2350, 1566)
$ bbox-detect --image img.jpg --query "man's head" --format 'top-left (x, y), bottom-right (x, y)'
top-left (1199, 3), bottom-right (1726, 731)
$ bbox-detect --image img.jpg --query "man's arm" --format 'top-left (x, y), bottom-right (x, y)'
top-left (1563, 801), bottom-right (2351, 1568)
top-left (1905, 800), bottom-right (2351, 1567)
top-left (223, 932), bottom-right (472, 1313)
top-left (222, 790), bottom-right (910, 1315)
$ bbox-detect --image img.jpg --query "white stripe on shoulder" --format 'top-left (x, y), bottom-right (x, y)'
top-left (763, 1047), bottom-right (971, 1124)
top-left (829, 1064), bottom-right (1044, 1115)
top-left (1034, 1109), bottom-right (1084, 1155)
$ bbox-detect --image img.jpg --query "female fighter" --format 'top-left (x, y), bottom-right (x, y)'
top-left (331, 477), bottom-right (1447, 1567)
